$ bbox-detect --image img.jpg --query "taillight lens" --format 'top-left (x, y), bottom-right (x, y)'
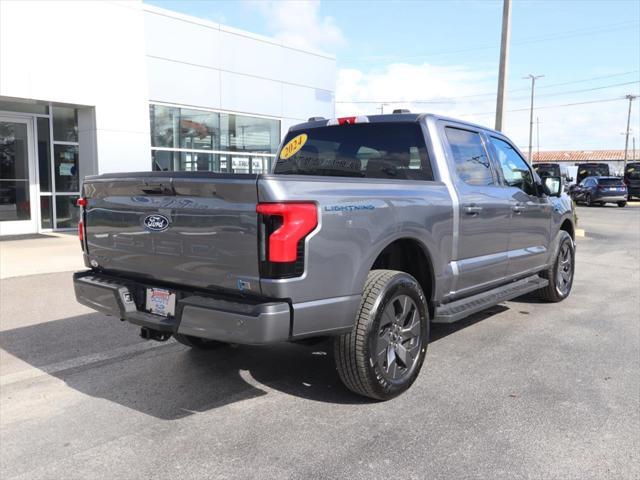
top-left (257, 202), bottom-right (318, 278)
top-left (77, 198), bottom-right (87, 251)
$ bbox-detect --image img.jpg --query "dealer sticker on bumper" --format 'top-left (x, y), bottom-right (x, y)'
top-left (145, 288), bottom-right (176, 317)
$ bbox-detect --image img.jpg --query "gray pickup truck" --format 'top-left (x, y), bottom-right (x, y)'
top-left (73, 113), bottom-right (575, 400)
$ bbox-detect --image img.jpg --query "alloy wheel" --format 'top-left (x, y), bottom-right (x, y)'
top-left (374, 295), bottom-right (422, 381)
top-left (556, 241), bottom-right (573, 296)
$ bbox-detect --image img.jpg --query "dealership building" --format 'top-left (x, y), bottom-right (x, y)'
top-left (0, 1), bottom-right (336, 235)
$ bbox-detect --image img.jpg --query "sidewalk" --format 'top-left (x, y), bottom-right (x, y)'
top-left (0, 233), bottom-right (85, 279)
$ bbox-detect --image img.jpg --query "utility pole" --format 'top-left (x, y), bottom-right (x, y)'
top-left (623, 94), bottom-right (636, 167)
top-left (494, 0), bottom-right (512, 132)
top-left (536, 116), bottom-right (540, 160)
top-left (524, 74), bottom-right (544, 163)
top-left (633, 137), bottom-right (636, 161)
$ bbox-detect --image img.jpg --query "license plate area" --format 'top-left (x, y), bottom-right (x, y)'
top-left (145, 288), bottom-right (176, 317)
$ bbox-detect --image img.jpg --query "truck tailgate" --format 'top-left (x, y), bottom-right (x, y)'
top-left (83, 173), bottom-right (260, 294)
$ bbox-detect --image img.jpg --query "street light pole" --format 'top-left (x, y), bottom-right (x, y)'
top-left (623, 94), bottom-right (636, 167)
top-left (494, 0), bottom-right (512, 132)
top-left (524, 74), bottom-right (544, 163)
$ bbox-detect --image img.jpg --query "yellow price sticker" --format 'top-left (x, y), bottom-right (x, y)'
top-left (280, 133), bottom-right (308, 160)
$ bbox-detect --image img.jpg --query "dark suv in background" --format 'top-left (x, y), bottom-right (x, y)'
top-left (624, 162), bottom-right (640, 200)
top-left (570, 176), bottom-right (627, 207)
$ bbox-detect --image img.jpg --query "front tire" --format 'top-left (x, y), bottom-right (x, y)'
top-left (538, 231), bottom-right (575, 302)
top-left (617, 201), bottom-right (627, 208)
top-left (334, 270), bottom-right (429, 400)
top-left (585, 194), bottom-right (594, 206)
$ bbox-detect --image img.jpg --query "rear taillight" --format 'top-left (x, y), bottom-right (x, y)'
top-left (76, 198), bottom-right (87, 251)
top-left (257, 202), bottom-right (318, 278)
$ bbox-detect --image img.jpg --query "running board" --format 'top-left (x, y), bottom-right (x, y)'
top-left (434, 274), bottom-right (548, 324)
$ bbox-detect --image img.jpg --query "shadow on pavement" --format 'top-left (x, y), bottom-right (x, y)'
top-left (0, 303), bottom-right (509, 419)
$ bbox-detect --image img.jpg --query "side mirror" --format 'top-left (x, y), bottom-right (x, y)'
top-left (542, 176), bottom-right (562, 197)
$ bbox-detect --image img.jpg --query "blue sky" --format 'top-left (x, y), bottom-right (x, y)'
top-left (147, 0), bottom-right (639, 151)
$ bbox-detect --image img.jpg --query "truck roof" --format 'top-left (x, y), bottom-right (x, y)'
top-left (290, 113), bottom-right (496, 136)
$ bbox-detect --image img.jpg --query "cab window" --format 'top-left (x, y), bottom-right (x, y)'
top-left (490, 137), bottom-right (536, 196)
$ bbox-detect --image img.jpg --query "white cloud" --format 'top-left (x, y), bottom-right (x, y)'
top-left (247, 0), bottom-right (345, 53)
top-left (335, 62), bottom-right (637, 151)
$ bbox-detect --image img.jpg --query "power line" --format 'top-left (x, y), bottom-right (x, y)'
top-left (336, 79), bottom-right (640, 105)
top-left (458, 95), bottom-right (635, 117)
top-left (344, 21), bottom-right (639, 63)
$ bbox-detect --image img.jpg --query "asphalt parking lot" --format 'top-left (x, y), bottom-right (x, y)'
top-left (1, 204), bottom-right (639, 480)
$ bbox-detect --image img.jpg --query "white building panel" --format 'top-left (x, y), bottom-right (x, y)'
top-left (219, 30), bottom-right (283, 81)
top-left (147, 57), bottom-right (222, 110)
top-left (282, 84), bottom-right (334, 121)
top-left (220, 72), bottom-right (283, 118)
top-left (144, 10), bottom-right (220, 69)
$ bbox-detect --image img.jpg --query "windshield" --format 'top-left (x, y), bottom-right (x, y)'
top-left (625, 164), bottom-right (640, 180)
top-left (274, 123), bottom-right (433, 180)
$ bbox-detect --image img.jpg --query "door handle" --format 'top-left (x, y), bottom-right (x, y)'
top-left (463, 204), bottom-right (483, 215)
top-left (511, 203), bottom-right (526, 214)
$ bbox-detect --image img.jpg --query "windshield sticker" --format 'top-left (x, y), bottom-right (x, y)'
top-left (280, 133), bottom-right (308, 159)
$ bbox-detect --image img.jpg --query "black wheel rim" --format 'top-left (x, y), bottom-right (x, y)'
top-left (556, 241), bottom-right (573, 296)
top-left (374, 295), bottom-right (422, 381)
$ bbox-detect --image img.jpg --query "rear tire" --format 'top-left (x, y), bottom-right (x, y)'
top-left (173, 334), bottom-right (226, 350)
top-left (617, 201), bottom-right (627, 208)
top-left (538, 231), bottom-right (575, 302)
top-left (334, 270), bottom-right (429, 400)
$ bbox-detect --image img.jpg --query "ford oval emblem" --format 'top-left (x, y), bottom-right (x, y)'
top-left (143, 214), bottom-right (170, 232)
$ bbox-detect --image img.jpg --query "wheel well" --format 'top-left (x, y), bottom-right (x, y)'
top-left (560, 219), bottom-right (574, 239)
top-left (371, 239), bottom-right (435, 314)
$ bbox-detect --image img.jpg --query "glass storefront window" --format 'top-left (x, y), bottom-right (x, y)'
top-left (52, 106), bottom-right (78, 142)
top-left (149, 104), bottom-right (279, 173)
top-left (40, 196), bottom-right (53, 229)
top-left (178, 152), bottom-right (216, 171)
top-left (55, 195), bottom-right (79, 229)
top-left (152, 150), bottom-right (178, 171)
top-left (54, 144), bottom-right (79, 192)
top-left (179, 109), bottom-right (219, 151)
top-left (220, 113), bottom-right (280, 153)
top-left (37, 117), bottom-right (52, 192)
top-left (150, 104), bottom-right (178, 148)
top-left (0, 100), bottom-right (49, 115)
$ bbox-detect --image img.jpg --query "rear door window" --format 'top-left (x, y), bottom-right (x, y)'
top-left (444, 127), bottom-right (495, 186)
top-left (273, 123), bottom-right (433, 180)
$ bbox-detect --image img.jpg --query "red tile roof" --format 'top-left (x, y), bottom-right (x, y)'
top-left (530, 150), bottom-right (632, 162)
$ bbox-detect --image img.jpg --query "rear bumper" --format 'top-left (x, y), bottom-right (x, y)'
top-left (73, 271), bottom-right (291, 344)
top-left (594, 195), bottom-right (627, 203)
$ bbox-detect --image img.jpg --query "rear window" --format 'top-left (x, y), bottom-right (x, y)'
top-left (597, 178), bottom-right (624, 186)
top-left (273, 123), bottom-right (433, 180)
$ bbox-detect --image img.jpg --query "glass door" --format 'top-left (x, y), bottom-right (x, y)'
top-left (0, 116), bottom-right (38, 235)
